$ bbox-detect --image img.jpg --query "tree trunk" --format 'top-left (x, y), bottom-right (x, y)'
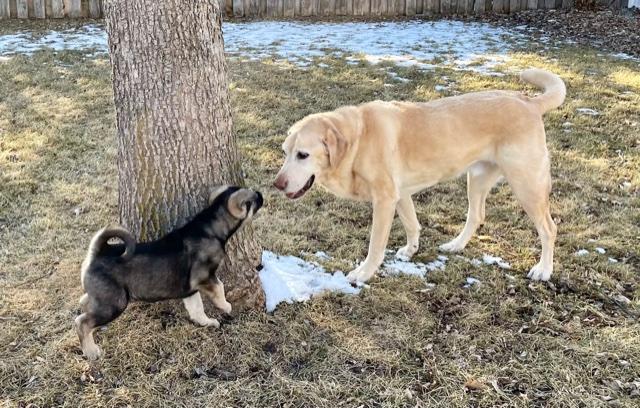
top-left (103, 0), bottom-right (264, 310)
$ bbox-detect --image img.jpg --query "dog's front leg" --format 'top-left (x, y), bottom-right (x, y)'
top-left (347, 197), bottom-right (397, 283)
top-left (183, 292), bottom-right (220, 328)
top-left (200, 278), bottom-right (232, 314)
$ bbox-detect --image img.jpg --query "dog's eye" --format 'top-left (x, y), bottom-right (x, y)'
top-left (296, 152), bottom-right (309, 160)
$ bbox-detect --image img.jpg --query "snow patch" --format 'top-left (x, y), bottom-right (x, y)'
top-left (595, 247), bottom-right (606, 254)
top-left (0, 25), bottom-right (107, 56)
top-left (481, 254), bottom-right (511, 269)
top-left (576, 108), bottom-right (600, 116)
top-left (575, 249), bottom-right (590, 256)
top-left (464, 277), bottom-right (482, 288)
top-left (383, 254), bottom-right (448, 278)
top-left (0, 21), bottom-right (522, 76)
top-left (259, 251), bottom-right (360, 313)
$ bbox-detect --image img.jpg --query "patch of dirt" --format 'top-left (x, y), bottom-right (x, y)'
top-left (474, 7), bottom-right (640, 58)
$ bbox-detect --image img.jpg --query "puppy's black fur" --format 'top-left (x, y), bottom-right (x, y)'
top-left (75, 186), bottom-right (263, 360)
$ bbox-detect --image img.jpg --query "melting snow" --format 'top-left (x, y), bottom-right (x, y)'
top-left (0, 24), bottom-right (107, 56)
top-left (464, 277), bottom-right (482, 288)
top-left (260, 249), bottom-right (452, 312)
top-left (576, 249), bottom-right (590, 256)
top-left (595, 247), bottom-right (606, 254)
top-left (383, 254), bottom-right (448, 278)
top-left (0, 21), bottom-right (523, 76)
top-left (576, 108), bottom-right (600, 116)
top-left (481, 254), bottom-right (511, 269)
top-left (259, 251), bottom-right (360, 313)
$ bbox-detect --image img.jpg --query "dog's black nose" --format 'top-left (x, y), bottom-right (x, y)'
top-left (255, 191), bottom-right (264, 210)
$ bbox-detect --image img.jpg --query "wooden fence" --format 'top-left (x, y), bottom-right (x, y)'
top-left (0, 1), bottom-right (102, 18)
top-left (0, 0), bottom-right (623, 19)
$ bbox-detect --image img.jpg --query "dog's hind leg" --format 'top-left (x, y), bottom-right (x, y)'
top-left (79, 293), bottom-right (89, 313)
top-left (500, 149), bottom-right (556, 281)
top-left (440, 162), bottom-right (502, 253)
top-left (74, 291), bottom-right (127, 360)
top-left (395, 195), bottom-right (421, 260)
top-left (183, 291), bottom-right (220, 328)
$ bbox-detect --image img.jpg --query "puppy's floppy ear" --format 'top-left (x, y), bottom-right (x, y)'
top-left (209, 185), bottom-right (230, 204)
top-left (321, 119), bottom-right (348, 168)
top-left (227, 189), bottom-right (254, 219)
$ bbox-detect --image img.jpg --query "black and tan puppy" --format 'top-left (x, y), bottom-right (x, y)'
top-left (75, 186), bottom-right (263, 360)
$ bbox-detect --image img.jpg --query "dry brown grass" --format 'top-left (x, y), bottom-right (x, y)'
top-left (1, 22), bottom-right (639, 408)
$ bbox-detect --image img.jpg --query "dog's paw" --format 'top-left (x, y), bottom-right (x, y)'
top-left (439, 239), bottom-right (466, 253)
top-left (219, 301), bottom-right (232, 315)
top-left (193, 316), bottom-right (221, 328)
top-left (347, 266), bottom-right (376, 283)
top-left (527, 262), bottom-right (552, 281)
top-left (396, 244), bottom-right (418, 261)
top-left (83, 345), bottom-right (102, 361)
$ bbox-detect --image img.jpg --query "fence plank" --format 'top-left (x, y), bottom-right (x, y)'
top-left (64, 0), bottom-right (81, 17)
top-left (16, 0), bottom-right (27, 17)
top-left (88, 0), bottom-right (100, 17)
top-left (16, 0), bottom-right (29, 18)
top-left (266, 0), bottom-right (278, 16)
top-left (0, 0), bottom-right (9, 18)
top-left (283, 0), bottom-right (295, 15)
top-left (233, 0), bottom-right (243, 16)
top-left (561, 0), bottom-right (572, 7)
top-left (406, 0), bottom-right (415, 14)
top-left (510, 0), bottom-right (519, 12)
top-left (424, 0), bottom-right (439, 13)
top-left (50, 0), bottom-right (62, 17)
top-left (320, 0), bottom-right (335, 14)
top-left (474, 0), bottom-right (485, 12)
top-left (462, 0), bottom-right (473, 13)
top-left (33, 0), bottom-right (45, 17)
top-left (449, 0), bottom-right (457, 14)
top-left (299, 0), bottom-right (316, 15)
top-left (416, 0), bottom-right (423, 13)
top-left (352, 0), bottom-right (369, 14)
top-left (544, 0), bottom-right (554, 7)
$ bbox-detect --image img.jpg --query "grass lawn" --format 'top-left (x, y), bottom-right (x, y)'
top-left (1, 20), bottom-right (639, 407)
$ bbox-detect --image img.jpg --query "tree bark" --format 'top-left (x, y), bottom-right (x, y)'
top-left (103, 0), bottom-right (264, 310)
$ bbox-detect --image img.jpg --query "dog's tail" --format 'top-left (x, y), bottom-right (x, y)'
top-left (521, 69), bottom-right (566, 114)
top-left (85, 225), bottom-right (136, 262)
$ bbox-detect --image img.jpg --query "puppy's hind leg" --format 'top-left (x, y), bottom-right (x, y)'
top-left (79, 293), bottom-right (89, 313)
top-left (395, 195), bottom-right (421, 261)
top-left (74, 291), bottom-right (127, 360)
top-left (183, 291), bottom-right (220, 328)
top-left (440, 162), bottom-right (502, 253)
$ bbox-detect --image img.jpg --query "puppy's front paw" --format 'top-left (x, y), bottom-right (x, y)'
top-left (527, 262), bottom-right (552, 281)
top-left (83, 345), bottom-right (102, 361)
top-left (439, 239), bottom-right (466, 253)
top-left (396, 244), bottom-right (418, 261)
top-left (219, 301), bottom-right (232, 315)
top-left (193, 316), bottom-right (221, 328)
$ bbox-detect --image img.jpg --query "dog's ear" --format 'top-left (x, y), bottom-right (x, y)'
top-left (209, 185), bottom-right (230, 204)
top-left (321, 120), bottom-right (348, 168)
top-left (227, 189), bottom-right (254, 219)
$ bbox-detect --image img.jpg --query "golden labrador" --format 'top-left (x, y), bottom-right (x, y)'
top-left (274, 69), bottom-right (565, 283)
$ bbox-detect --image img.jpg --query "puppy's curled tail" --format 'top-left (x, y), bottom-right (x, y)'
top-left (86, 225), bottom-right (136, 261)
top-left (521, 69), bottom-right (566, 114)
